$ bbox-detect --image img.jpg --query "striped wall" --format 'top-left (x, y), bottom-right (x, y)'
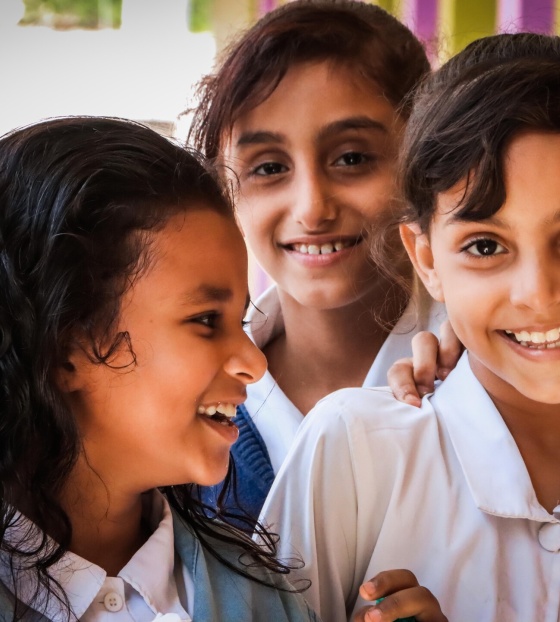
top-left (242, 0), bottom-right (559, 60)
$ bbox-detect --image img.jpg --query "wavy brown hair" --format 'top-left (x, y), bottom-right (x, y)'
top-left (0, 117), bottom-right (298, 621)
top-left (188, 0), bottom-right (430, 159)
top-left (400, 33), bottom-right (560, 231)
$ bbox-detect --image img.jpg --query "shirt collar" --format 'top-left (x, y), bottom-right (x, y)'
top-left (431, 352), bottom-right (553, 522)
top-left (1, 490), bottom-right (182, 622)
top-left (117, 491), bottom-right (181, 615)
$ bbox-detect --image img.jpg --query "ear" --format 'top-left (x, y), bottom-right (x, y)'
top-left (399, 223), bottom-right (445, 303)
top-left (53, 345), bottom-right (90, 394)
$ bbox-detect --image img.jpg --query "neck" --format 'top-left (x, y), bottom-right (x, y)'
top-left (58, 457), bottom-right (151, 576)
top-left (470, 353), bottom-right (560, 513)
top-left (265, 282), bottom-right (409, 415)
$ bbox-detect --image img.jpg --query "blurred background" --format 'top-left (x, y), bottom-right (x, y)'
top-left (1, 0), bottom-right (559, 138)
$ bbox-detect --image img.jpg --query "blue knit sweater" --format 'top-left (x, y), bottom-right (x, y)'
top-left (199, 404), bottom-right (275, 526)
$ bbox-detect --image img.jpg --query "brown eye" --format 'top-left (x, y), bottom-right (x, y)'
top-left (252, 162), bottom-right (288, 176)
top-left (464, 238), bottom-right (505, 257)
top-left (335, 152), bottom-right (366, 166)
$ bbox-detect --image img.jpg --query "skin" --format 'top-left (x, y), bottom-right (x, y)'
top-left (57, 208), bottom-right (267, 575)
top-left (224, 60), bottom-right (410, 414)
top-left (387, 321), bottom-right (464, 407)
top-left (401, 130), bottom-right (560, 514)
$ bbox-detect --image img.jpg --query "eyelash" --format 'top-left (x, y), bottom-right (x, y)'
top-left (332, 151), bottom-right (376, 168)
top-left (247, 150), bottom-right (377, 178)
top-left (460, 237), bottom-right (507, 257)
top-left (189, 312), bottom-right (220, 329)
top-left (249, 161), bottom-right (287, 177)
top-left (188, 313), bottom-right (252, 331)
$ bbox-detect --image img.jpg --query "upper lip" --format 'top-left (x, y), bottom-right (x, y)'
top-left (279, 234), bottom-right (363, 247)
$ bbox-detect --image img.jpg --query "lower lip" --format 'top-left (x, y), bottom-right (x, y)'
top-left (283, 243), bottom-right (362, 267)
top-left (500, 331), bottom-right (560, 360)
top-left (199, 415), bottom-right (239, 444)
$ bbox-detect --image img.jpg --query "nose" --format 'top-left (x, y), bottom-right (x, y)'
top-left (510, 251), bottom-right (560, 312)
top-left (291, 164), bottom-right (337, 230)
top-left (224, 331), bottom-right (267, 385)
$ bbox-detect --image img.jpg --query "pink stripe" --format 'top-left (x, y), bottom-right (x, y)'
top-left (259, 0), bottom-right (277, 17)
top-left (498, 0), bottom-right (554, 33)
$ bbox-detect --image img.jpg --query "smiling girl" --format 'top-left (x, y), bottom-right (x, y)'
top-left (0, 117), bottom-right (319, 621)
top-left (189, 0), bottom-right (448, 524)
top-left (260, 33), bottom-right (560, 622)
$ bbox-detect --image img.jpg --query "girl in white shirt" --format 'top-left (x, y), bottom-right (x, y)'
top-left (188, 0), bottom-right (451, 525)
top-left (261, 33), bottom-right (560, 622)
top-left (0, 116), bottom-right (320, 622)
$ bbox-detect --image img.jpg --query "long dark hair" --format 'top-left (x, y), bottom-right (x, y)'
top-left (188, 0), bottom-right (430, 158)
top-left (0, 117), bottom-right (295, 621)
top-left (400, 33), bottom-right (560, 230)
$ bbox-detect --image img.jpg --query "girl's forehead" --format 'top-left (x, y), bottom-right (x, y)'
top-left (233, 59), bottom-right (390, 126)
top-left (433, 130), bottom-right (560, 229)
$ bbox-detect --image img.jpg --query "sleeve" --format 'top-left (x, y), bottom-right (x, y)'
top-left (259, 392), bottom-right (375, 622)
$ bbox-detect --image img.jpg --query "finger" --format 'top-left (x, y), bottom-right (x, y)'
top-left (368, 586), bottom-right (448, 622)
top-left (410, 331), bottom-right (440, 395)
top-left (387, 358), bottom-right (422, 407)
top-left (351, 604), bottom-right (376, 622)
top-left (359, 568), bottom-right (419, 601)
top-left (436, 320), bottom-right (464, 380)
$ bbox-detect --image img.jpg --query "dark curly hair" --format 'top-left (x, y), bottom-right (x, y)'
top-left (188, 0), bottom-right (430, 159)
top-left (0, 116), bottom-right (297, 621)
top-left (400, 32), bottom-right (560, 231)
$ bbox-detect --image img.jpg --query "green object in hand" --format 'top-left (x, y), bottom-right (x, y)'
top-left (373, 598), bottom-right (417, 622)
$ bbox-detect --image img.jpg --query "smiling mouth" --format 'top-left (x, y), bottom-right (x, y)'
top-left (283, 238), bottom-right (362, 255)
top-left (504, 327), bottom-right (560, 349)
top-left (197, 403), bottom-right (237, 426)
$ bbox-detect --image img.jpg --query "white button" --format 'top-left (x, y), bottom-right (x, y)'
top-left (103, 591), bottom-right (124, 612)
top-left (538, 522), bottom-right (560, 552)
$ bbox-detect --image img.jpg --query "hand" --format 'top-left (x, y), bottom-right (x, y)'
top-left (352, 569), bottom-right (448, 622)
top-left (387, 321), bottom-right (463, 408)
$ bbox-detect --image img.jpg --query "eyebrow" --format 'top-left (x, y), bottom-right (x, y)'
top-left (447, 208), bottom-right (560, 228)
top-left (180, 286), bottom-right (233, 306)
top-left (235, 116), bottom-right (387, 148)
top-left (180, 287), bottom-right (251, 311)
top-left (317, 116), bottom-right (388, 141)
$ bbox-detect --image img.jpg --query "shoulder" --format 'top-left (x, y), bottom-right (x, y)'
top-left (303, 385), bottom-right (435, 438)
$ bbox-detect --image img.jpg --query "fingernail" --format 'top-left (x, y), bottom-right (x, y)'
top-left (365, 610), bottom-right (382, 622)
top-left (361, 582), bottom-right (377, 600)
top-left (404, 394), bottom-right (421, 407)
top-left (418, 385), bottom-right (430, 396)
top-left (438, 368), bottom-right (449, 380)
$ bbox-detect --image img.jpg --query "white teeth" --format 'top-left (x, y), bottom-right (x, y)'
top-left (506, 326), bottom-right (560, 346)
top-left (216, 403), bottom-right (236, 417)
top-left (292, 240), bottom-right (354, 254)
top-left (198, 403), bottom-right (237, 419)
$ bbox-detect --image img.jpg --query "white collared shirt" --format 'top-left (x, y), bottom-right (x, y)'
top-left (0, 491), bottom-right (194, 622)
top-left (261, 352), bottom-right (560, 622)
top-left (245, 284), bottom-right (446, 474)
